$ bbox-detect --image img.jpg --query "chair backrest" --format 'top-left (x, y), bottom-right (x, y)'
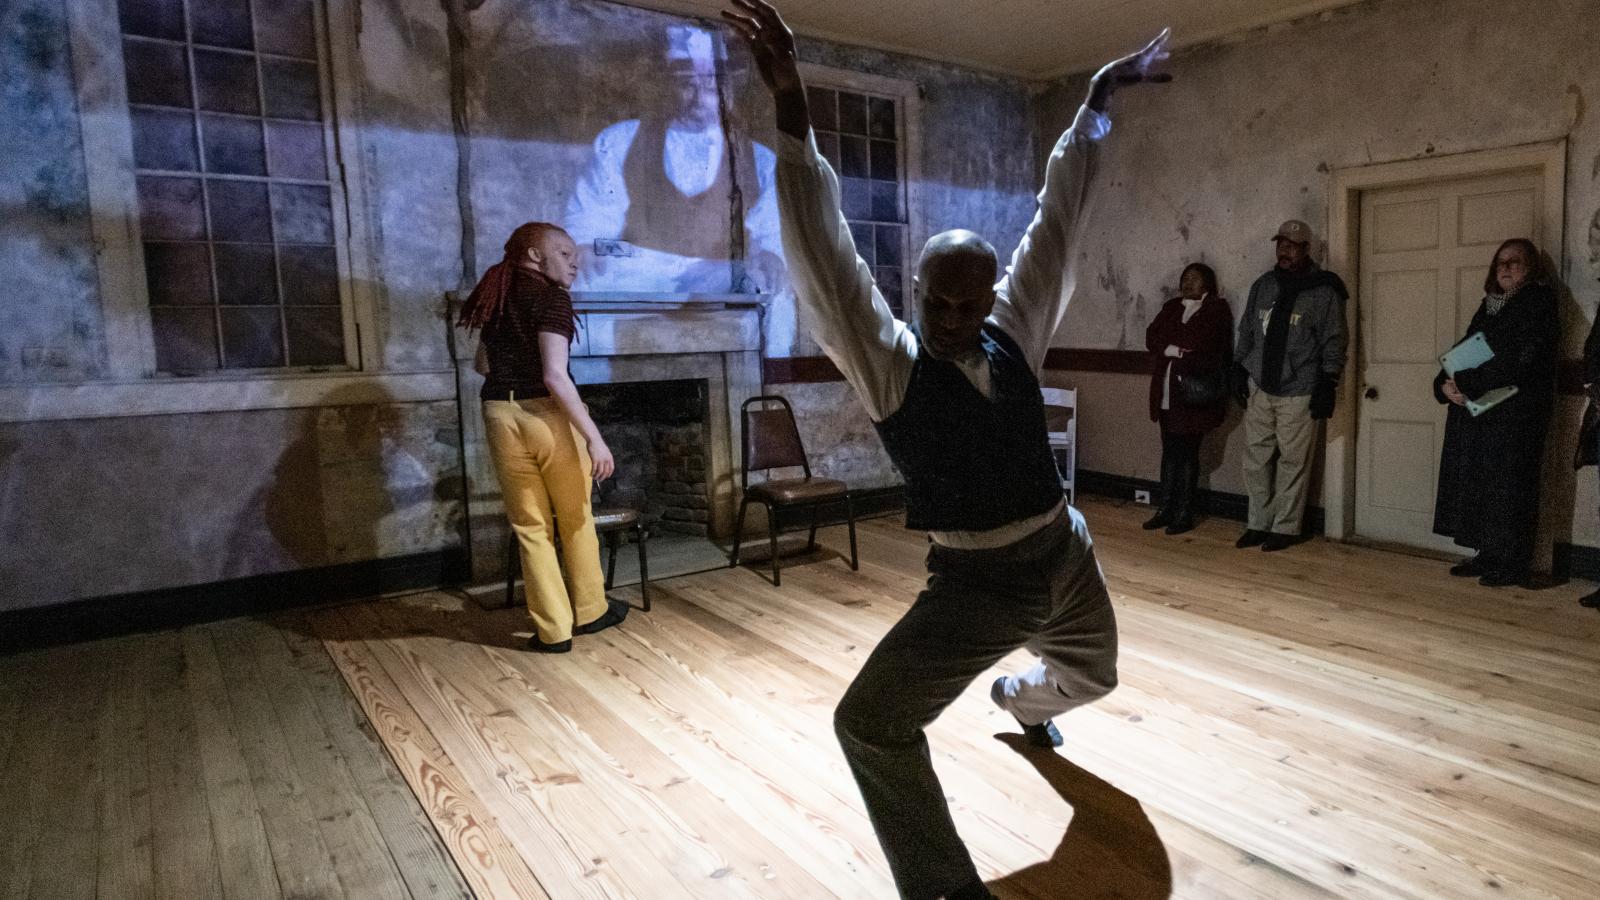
top-left (741, 395), bottom-right (811, 486)
top-left (1039, 387), bottom-right (1076, 436)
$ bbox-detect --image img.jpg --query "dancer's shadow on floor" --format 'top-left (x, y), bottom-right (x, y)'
top-left (986, 733), bottom-right (1173, 900)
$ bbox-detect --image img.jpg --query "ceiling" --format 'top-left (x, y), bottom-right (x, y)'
top-left (617, 0), bottom-right (1368, 80)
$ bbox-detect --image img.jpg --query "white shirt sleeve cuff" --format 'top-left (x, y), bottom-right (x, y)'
top-left (776, 128), bottom-right (818, 165)
top-left (1072, 106), bottom-right (1112, 141)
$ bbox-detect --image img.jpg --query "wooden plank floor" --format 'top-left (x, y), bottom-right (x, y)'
top-left (0, 617), bottom-right (472, 900)
top-left (309, 497), bottom-right (1600, 900)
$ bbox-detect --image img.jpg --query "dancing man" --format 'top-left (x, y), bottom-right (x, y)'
top-left (723, 2), bottom-right (1168, 897)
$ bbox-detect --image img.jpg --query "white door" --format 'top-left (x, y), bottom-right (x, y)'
top-left (1354, 170), bottom-right (1542, 551)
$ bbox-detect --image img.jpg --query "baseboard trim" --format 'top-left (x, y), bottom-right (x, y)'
top-left (1076, 469), bottom-right (1325, 535)
top-left (1, 547), bottom-right (470, 653)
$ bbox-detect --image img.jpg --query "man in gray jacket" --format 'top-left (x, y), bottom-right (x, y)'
top-left (1232, 219), bottom-right (1348, 552)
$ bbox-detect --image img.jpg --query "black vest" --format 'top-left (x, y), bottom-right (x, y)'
top-left (874, 324), bottom-right (1065, 532)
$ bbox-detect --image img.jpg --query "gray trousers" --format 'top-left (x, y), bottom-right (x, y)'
top-left (833, 505), bottom-right (1119, 899)
top-left (1243, 387), bottom-right (1317, 534)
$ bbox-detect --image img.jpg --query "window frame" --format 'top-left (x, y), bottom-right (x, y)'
top-left (796, 63), bottom-right (924, 348)
top-left (67, 0), bottom-right (379, 381)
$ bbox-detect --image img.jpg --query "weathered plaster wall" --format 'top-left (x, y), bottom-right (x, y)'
top-left (0, 0), bottom-right (104, 383)
top-left (1039, 0), bottom-right (1600, 550)
top-left (0, 399), bottom-right (464, 610)
top-left (3, 0), bottom-right (1055, 607)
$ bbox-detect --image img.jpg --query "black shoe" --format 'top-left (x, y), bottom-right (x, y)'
top-left (1449, 556), bottom-right (1485, 577)
top-left (1580, 588), bottom-right (1600, 608)
top-left (1015, 714), bottom-right (1063, 749)
top-left (1478, 570), bottom-right (1525, 588)
top-left (1236, 529), bottom-right (1269, 549)
top-left (1164, 517), bottom-right (1196, 536)
top-left (527, 636), bottom-right (572, 653)
top-left (1261, 533), bottom-right (1302, 552)
top-left (1142, 509), bottom-right (1172, 530)
top-left (574, 597), bottom-right (629, 635)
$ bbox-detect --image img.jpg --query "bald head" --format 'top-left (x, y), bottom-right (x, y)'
top-left (915, 229), bottom-right (998, 360)
top-left (918, 230), bottom-right (998, 288)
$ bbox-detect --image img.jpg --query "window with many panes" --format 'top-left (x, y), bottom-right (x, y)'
top-left (118, 0), bottom-right (346, 373)
top-left (805, 85), bottom-right (908, 318)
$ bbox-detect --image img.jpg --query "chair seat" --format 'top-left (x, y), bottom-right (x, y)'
top-left (746, 477), bottom-right (848, 505)
top-left (593, 507), bottom-right (641, 530)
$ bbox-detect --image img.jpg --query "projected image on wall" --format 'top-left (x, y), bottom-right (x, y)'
top-left (565, 25), bottom-right (782, 294)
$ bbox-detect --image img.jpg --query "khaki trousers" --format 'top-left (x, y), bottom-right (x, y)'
top-left (1242, 387), bottom-right (1316, 535)
top-left (483, 397), bottom-right (608, 642)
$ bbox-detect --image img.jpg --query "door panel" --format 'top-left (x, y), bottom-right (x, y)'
top-left (1354, 170), bottom-right (1541, 551)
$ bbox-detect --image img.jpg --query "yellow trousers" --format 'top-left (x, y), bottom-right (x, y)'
top-left (483, 397), bottom-right (608, 642)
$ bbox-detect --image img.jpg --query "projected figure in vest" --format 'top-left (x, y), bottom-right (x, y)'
top-left (566, 24), bottom-right (783, 294)
top-left (724, 1), bottom-right (1169, 897)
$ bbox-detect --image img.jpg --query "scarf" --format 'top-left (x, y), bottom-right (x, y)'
top-left (1259, 266), bottom-right (1348, 392)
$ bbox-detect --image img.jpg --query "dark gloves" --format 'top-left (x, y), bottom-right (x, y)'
top-left (1229, 364), bottom-right (1251, 408)
top-left (1310, 375), bottom-right (1337, 419)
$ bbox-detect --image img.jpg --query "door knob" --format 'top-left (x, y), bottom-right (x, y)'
top-left (1364, 386), bottom-right (1378, 399)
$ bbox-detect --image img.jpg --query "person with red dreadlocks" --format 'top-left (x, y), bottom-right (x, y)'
top-left (460, 222), bottom-right (629, 652)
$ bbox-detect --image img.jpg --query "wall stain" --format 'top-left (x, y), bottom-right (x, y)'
top-left (1568, 83), bottom-right (1586, 131)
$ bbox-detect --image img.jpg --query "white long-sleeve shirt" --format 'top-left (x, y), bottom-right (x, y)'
top-left (776, 104), bottom-right (1110, 547)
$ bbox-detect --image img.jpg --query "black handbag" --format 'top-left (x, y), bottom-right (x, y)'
top-left (1174, 367), bottom-right (1226, 407)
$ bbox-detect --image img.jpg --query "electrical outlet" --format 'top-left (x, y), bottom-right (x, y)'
top-left (593, 238), bottom-right (636, 258)
top-left (1134, 489), bottom-right (1152, 505)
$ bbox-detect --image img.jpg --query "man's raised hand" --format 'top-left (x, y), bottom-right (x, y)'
top-left (722, 0), bottom-right (801, 95)
top-left (1088, 27), bottom-right (1172, 111)
top-left (722, 0), bottom-right (809, 137)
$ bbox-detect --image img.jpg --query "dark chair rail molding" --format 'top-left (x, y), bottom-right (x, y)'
top-left (764, 348), bottom-right (1152, 385)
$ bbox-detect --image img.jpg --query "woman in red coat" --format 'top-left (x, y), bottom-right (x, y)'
top-left (1144, 263), bottom-right (1233, 534)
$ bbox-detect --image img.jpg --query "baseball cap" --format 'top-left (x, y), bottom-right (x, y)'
top-left (1272, 219), bottom-right (1313, 245)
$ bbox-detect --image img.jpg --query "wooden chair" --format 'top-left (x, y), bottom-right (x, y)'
top-left (730, 395), bottom-right (859, 586)
top-left (1040, 387), bottom-right (1078, 504)
top-left (504, 504), bottom-right (651, 611)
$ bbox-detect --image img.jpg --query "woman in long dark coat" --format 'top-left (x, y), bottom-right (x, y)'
top-left (1144, 262), bottom-right (1233, 535)
top-left (1433, 238), bottom-right (1559, 587)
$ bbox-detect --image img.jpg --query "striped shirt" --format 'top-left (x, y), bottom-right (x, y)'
top-left (480, 269), bottom-right (577, 400)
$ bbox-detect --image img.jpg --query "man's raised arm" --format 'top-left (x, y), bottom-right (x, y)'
top-left (992, 29), bottom-right (1170, 374)
top-left (724, 0), bottom-right (912, 421)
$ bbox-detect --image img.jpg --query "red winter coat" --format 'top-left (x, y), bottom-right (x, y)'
top-left (1145, 294), bottom-right (1233, 435)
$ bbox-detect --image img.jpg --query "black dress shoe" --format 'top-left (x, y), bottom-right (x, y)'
top-left (1478, 570), bottom-right (1525, 588)
top-left (1580, 588), bottom-right (1600, 608)
top-left (1014, 714), bottom-right (1064, 749)
top-left (1261, 533), bottom-right (1302, 552)
top-left (1449, 556), bottom-right (1485, 577)
top-left (1142, 509), bottom-right (1172, 530)
top-left (574, 597), bottom-right (630, 635)
top-left (1164, 517), bottom-right (1196, 536)
top-left (527, 636), bottom-right (572, 653)
top-left (1236, 529), bottom-right (1269, 549)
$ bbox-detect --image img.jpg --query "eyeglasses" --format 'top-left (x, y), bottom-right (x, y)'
top-left (1494, 258), bottom-right (1529, 270)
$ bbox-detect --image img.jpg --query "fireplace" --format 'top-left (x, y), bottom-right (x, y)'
top-left (453, 294), bottom-right (766, 584)
top-left (584, 379), bottom-right (711, 536)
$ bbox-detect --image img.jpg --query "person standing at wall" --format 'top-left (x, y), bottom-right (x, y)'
top-left (1143, 262), bottom-right (1232, 535)
top-left (1433, 238), bottom-right (1559, 589)
top-left (1580, 308), bottom-right (1600, 608)
top-left (724, 2), bottom-right (1167, 897)
top-left (1231, 220), bottom-right (1348, 552)
top-left (461, 223), bottom-right (630, 652)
